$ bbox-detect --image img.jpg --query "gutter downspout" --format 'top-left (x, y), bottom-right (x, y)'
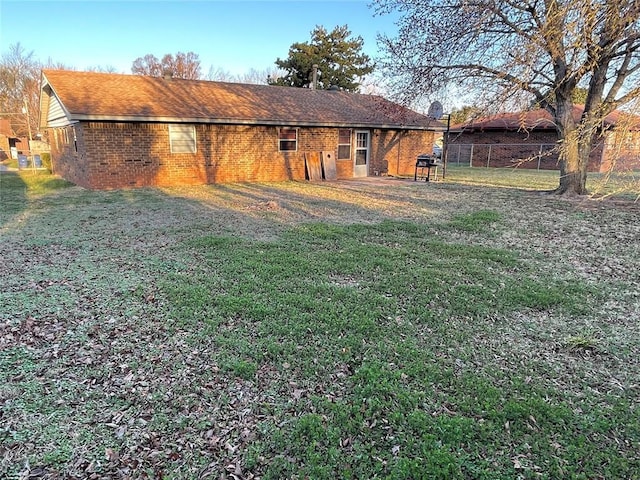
top-left (397, 133), bottom-right (401, 175)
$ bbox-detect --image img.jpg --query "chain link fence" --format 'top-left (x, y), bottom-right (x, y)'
top-left (447, 143), bottom-right (559, 169)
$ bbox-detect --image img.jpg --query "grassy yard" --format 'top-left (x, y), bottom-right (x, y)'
top-left (1, 170), bottom-right (639, 479)
top-left (444, 165), bottom-right (640, 200)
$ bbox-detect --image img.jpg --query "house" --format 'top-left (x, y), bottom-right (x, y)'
top-left (0, 118), bottom-right (22, 161)
top-left (39, 70), bottom-right (443, 189)
top-left (448, 107), bottom-right (640, 172)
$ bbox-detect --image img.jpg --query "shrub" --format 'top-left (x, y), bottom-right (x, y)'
top-left (40, 152), bottom-right (52, 171)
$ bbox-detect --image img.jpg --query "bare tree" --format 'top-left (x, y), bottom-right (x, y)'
top-left (43, 58), bottom-right (74, 71)
top-left (206, 66), bottom-right (285, 85)
top-left (131, 52), bottom-right (202, 79)
top-left (374, 0), bottom-right (640, 195)
top-left (205, 66), bottom-right (236, 82)
top-left (131, 54), bottom-right (163, 77)
top-left (449, 106), bottom-right (484, 126)
top-left (85, 65), bottom-right (119, 73)
top-left (0, 43), bottom-right (41, 141)
top-left (239, 67), bottom-right (284, 85)
top-left (358, 72), bottom-right (391, 96)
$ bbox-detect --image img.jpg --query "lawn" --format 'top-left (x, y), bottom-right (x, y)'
top-left (444, 165), bottom-right (640, 199)
top-left (1, 170), bottom-right (639, 479)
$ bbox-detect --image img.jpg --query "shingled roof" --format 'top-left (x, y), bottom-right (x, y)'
top-left (451, 107), bottom-right (632, 132)
top-left (40, 70), bottom-right (440, 130)
top-left (0, 119), bottom-right (17, 137)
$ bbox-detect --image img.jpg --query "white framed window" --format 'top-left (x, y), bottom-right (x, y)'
top-left (337, 129), bottom-right (352, 160)
top-left (169, 125), bottom-right (197, 153)
top-left (278, 128), bottom-right (298, 151)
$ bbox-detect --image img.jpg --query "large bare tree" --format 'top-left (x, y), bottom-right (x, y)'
top-left (0, 43), bottom-right (41, 141)
top-left (374, 0), bottom-right (640, 195)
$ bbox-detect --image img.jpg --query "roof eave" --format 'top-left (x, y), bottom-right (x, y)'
top-left (40, 72), bottom-right (75, 129)
top-left (61, 114), bottom-right (438, 131)
top-left (451, 125), bottom-right (557, 133)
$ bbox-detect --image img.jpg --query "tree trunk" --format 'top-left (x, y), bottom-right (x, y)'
top-left (554, 130), bottom-right (590, 195)
top-left (552, 102), bottom-right (591, 196)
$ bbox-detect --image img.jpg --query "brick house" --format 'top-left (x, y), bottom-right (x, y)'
top-left (448, 108), bottom-right (640, 172)
top-left (39, 70), bottom-right (442, 189)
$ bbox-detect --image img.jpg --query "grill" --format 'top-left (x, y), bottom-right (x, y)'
top-left (414, 154), bottom-right (439, 182)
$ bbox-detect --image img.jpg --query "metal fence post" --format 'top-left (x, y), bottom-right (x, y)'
top-left (537, 145), bottom-right (542, 170)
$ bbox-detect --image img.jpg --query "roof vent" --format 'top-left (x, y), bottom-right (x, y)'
top-left (163, 70), bottom-right (174, 80)
top-left (328, 85), bottom-right (340, 91)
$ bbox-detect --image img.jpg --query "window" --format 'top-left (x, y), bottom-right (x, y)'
top-left (355, 131), bottom-right (369, 166)
top-left (279, 128), bottom-right (297, 151)
top-left (169, 125), bottom-right (197, 153)
top-left (337, 129), bottom-right (352, 159)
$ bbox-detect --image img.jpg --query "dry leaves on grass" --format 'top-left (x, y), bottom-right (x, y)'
top-left (2, 178), bottom-right (639, 478)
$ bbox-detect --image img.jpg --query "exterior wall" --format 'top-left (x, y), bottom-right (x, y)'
top-left (0, 137), bottom-right (26, 160)
top-left (48, 125), bottom-right (91, 187)
top-left (371, 129), bottom-right (435, 177)
top-left (0, 119), bottom-right (14, 161)
top-left (47, 121), bottom-right (437, 189)
top-left (72, 122), bottom-right (310, 189)
top-left (0, 135), bottom-right (10, 161)
top-left (298, 127), bottom-right (348, 180)
top-left (601, 131), bottom-right (640, 172)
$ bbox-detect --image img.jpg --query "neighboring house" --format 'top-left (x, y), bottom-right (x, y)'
top-left (39, 70), bottom-right (443, 189)
top-left (448, 107), bottom-right (640, 172)
top-left (0, 119), bottom-right (22, 161)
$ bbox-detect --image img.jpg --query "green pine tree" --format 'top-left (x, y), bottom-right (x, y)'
top-left (270, 25), bottom-right (374, 92)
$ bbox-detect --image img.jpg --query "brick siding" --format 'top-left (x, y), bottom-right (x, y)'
top-left (48, 122), bottom-right (435, 189)
top-left (600, 131), bottom-right (640, 172)
top-left (374, 130), bottom-right (435, 176)
top-left (49, 126), bottom-right (90, 186)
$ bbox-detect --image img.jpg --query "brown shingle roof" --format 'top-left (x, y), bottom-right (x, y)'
top-left (451, 110), bottom-right (557, 131)
top-left (451, 107), bottom-right (634, 132)
top-left (0, 119), bottom-right (16, 137)
top-left (41, 70), bottom-right (440, 130)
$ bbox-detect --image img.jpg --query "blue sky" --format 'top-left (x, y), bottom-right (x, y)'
top-left (1, 0), bottom-right (399, 76)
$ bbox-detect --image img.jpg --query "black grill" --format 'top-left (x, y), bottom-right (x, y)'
top-left (414, 154), bottom-right (439, 182)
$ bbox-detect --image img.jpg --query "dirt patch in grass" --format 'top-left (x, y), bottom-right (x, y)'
top-left (1, 176), bottom-right (639, 478)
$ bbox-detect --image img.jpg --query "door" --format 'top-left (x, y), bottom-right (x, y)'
top-left (354, 130), bottom-right (370, 177)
